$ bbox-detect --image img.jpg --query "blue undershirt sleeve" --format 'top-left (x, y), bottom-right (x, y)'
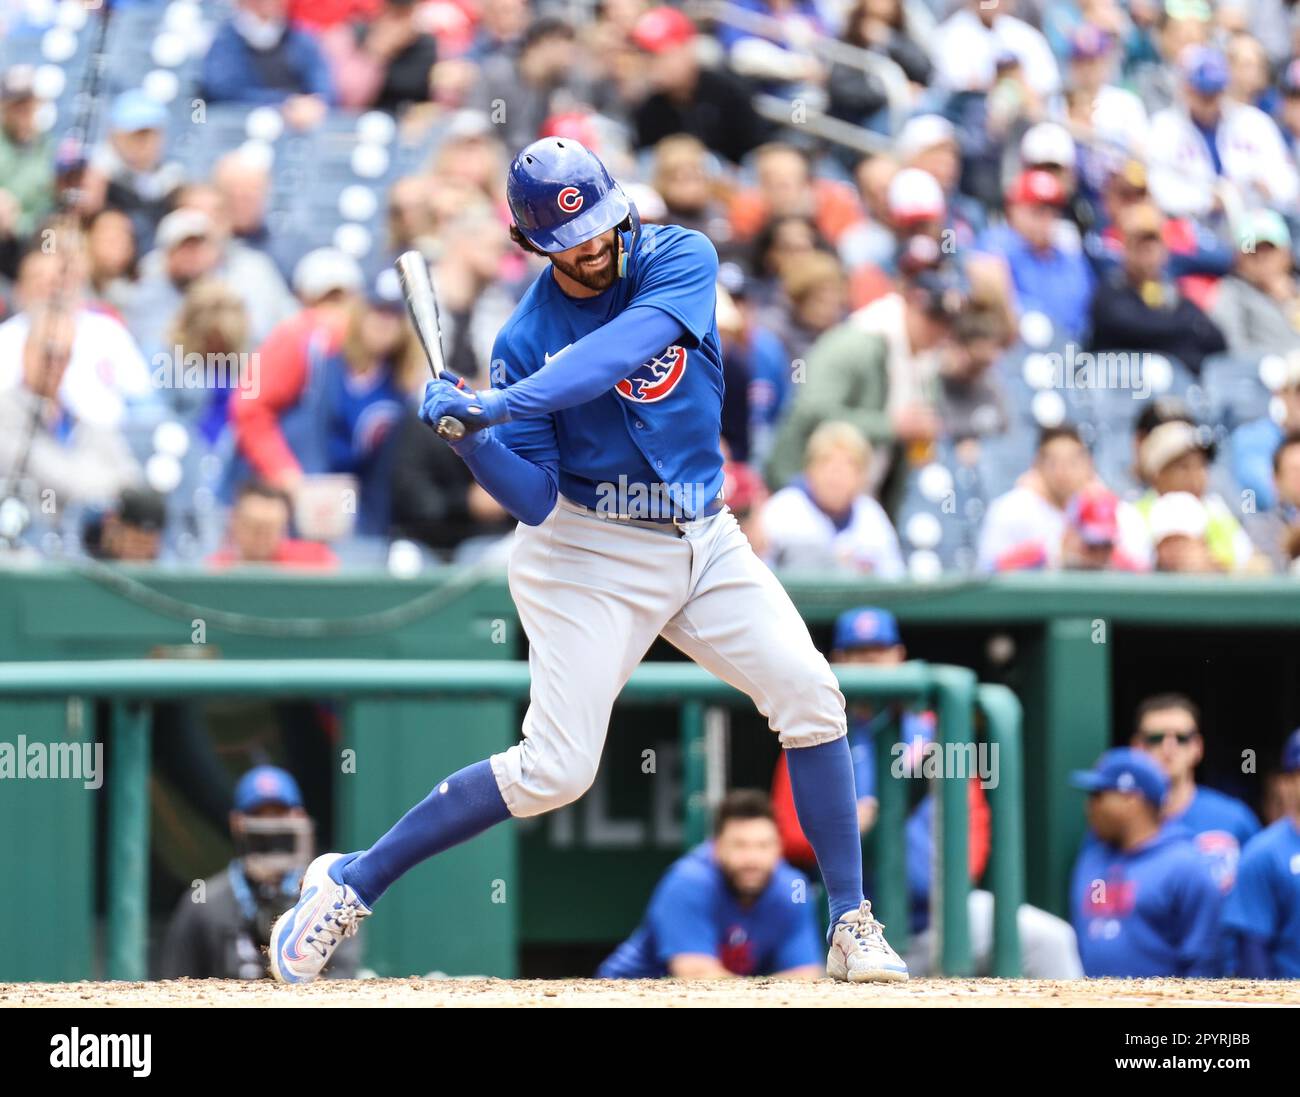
top-left (500, 305), bottom-right (685, 421)
top-left (456, 430), bottom-right (557, 527)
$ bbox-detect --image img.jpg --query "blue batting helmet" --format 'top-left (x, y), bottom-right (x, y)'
top-left (507, 137), bottom-right (632, 253)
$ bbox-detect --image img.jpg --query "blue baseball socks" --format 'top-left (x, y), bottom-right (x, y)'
top-left (784, 736), bottom-right (864, 932)
top-left (333, 759), bottom-right (511, 908)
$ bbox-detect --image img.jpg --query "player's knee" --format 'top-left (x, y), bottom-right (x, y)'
top-left (530, 755), bottom-right (600, 812)
top-left (769, 657), bottom-right (846, 746)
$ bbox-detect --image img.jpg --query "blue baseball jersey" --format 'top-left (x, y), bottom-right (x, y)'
top-left (1222, 817), bottom-right (1300, 977)
top-left (597, 842), bottom-right (821, 978)
top-left (1168, 785), bottom-right (1260, 892)
top-left (492, 224), bottom-right (726, 518)
top-left (1070, 825), bottom-right (1224, 977)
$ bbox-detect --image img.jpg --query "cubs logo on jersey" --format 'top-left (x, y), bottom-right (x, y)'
top-left (1193, 830), bottom-right (1242, 893)
top-left (557, 186), bottom-right (584, 213)
top-left (615, 345), bottom-right (688, 403)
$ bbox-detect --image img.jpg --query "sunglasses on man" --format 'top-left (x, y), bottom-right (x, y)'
top-left (1142, 728), bottom-right (1197, 747)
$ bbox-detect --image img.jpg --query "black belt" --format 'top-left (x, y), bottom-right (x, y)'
top-left (561, 494), bottom-right (726, 535)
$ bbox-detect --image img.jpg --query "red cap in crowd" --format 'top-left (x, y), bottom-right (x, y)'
top-left (632, 7), bottom-right (697, 53)
top-left (1007, 169), bottom-right (1067, 208)
top-left (1068, 486), bottom-right (1120, 546)
top-left (541, 111), bottom-right (601, 151)
top-left (723, 461), bottom-right (767, 515)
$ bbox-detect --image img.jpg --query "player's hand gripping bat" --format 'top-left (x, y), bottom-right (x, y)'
top-left (394, 250), bottom-right (471, 441)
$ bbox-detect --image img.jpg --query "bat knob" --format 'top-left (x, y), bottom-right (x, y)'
top-left (438, 416), bottom-right (466, 441)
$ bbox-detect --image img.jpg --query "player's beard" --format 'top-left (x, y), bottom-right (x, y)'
top-left (549, 232), bottom-right (619, 292)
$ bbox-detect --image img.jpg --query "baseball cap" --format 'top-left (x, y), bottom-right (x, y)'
top-left (632, 7), bottom-right (696, 53)
top-left (895, 114), bottom-right (957, 162)
top-left (1282, 728), bottom-right (1300, 773)
top-left (110, 88), bottom-right (167, 133)
top-left (1069, 24), bottom-right (1114, 61)
top-left (540, 109), bottom-right (601, 150)
top-left (910, 259), bottom-right (968, 319)
top-left (1067, 486), bottom-right (1120, 546)
top-left (233, 765), bottom-right (304, 813)
top-left (1, 64), bottom-right (37, 101)
top-left (368, 266), bottom-right (405, 310)
top-left (293, 247), bottom-right (364, 302)
top-left (1180, 45), bottom-right (1228, 95)
top-left (1139, 420), bottom-right (1206, 480)
top-left (116, 487), bottom-right (167, 532)
top-left (1148, 490), bottom-right (1209, 544)
top-left (887, 167), bottom-right (946, 224)
top-left (1020, 122), bottom-right (1076, 170)
top-left (445, 108), bottom-right (493, 141)
top-left (1071, 747), bottom-right (1169, 808)
top-left (1165, 0), bottom-right (1212, 22)
top-left (1236, 208), bottom-right (1292, 252)
top-left (1108, 157), bottom-right (1148, 194)
top-left (54, 136), bottom-right (88, 174)
top-left (155, 208), bottom-right (213, 251)
top-left (1007, 168), bottom-right (1067, 208)
top-left (717, 260), bottom-right (749, 299)
top-left (722, 460), bottom-right (766, 514)
top-left (833, 607), bottom-right (901, 652)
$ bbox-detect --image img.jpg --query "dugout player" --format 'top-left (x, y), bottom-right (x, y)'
top-left (1223, 729), bottom-right (1300, 978)
top-left (161, 766), bottom-right (359, 980)
top-left (1129, 693), bottom-right (1260, 892)
top-left (1069, 749), bottom-right (1223, 977)
top-left (270, 137), bottom-right (909, 985)
top-left (598, 791), bottom-right (822, 979)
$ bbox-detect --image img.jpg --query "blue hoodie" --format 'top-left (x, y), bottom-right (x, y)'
top-left (1070, 824), bottom-right (1223, 977)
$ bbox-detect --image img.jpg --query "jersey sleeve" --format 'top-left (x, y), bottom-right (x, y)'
top-left (631, 228), bottom-right (719, 349)
top-left (1223, 841), bottom-right (1280, 940)
top-left (647, 867), bottom-right (719, 965)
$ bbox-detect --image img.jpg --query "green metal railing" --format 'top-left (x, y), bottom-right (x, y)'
top-left (0, 658), bottom-right (1023, 980)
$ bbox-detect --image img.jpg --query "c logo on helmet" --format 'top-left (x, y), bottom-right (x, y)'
top-left (557, 187), bottom-right (584, 213)
top-left (616, 346), bottom-right (687, 403)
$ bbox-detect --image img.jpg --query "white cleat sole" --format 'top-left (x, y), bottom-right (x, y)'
top-left (826, 954), bottom-right (911, 983)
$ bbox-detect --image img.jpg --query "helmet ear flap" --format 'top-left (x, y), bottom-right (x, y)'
top-left (617, 198), bottom-right (642, 279)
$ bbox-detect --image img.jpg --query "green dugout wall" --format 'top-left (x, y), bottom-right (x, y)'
top-left (2, 565), bottom-right (1298, 980)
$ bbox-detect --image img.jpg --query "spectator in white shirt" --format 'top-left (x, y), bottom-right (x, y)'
top-left (0, 241), bottom-right (153, 432)
top-left (932, 0), bottom-right (1061, 98)
top-left (1147, 45), bottom-right (1300, 221)
top-left (760, 420), bottom-right (904, 576)
top-left (977, 424), bottom-right (1094, 571)
top-left (0, 246), bottom-right (144, 512)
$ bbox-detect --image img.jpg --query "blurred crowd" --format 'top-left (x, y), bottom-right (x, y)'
top-left (6, 0), bottom-right (1300, 574)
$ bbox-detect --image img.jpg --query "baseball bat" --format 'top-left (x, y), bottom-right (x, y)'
top-left (394, 250), bottom-right (467, 441)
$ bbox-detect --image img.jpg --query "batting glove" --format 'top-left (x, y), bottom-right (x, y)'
top-left (418, 380), bottom-right (511, 434)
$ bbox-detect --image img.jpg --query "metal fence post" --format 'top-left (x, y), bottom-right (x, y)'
top-left (929, 665), bottom-right (975, 976)
top-left (978, 684), bottom-right (1025, 977)
top-left (871, 708), bottom-right (909, 953)
top-left (107, 701), bottom-right (151, 981)
top-left (680, 700), bottom-right (708, 846)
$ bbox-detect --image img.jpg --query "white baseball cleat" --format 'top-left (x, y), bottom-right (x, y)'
top-left (269, 853), bottom-right (371, 984)
top-left (826, 900), bottom-right (910, 983)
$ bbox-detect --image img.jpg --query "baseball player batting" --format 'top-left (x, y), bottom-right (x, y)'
top-left (269, 138), bottom-right (908, 985)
